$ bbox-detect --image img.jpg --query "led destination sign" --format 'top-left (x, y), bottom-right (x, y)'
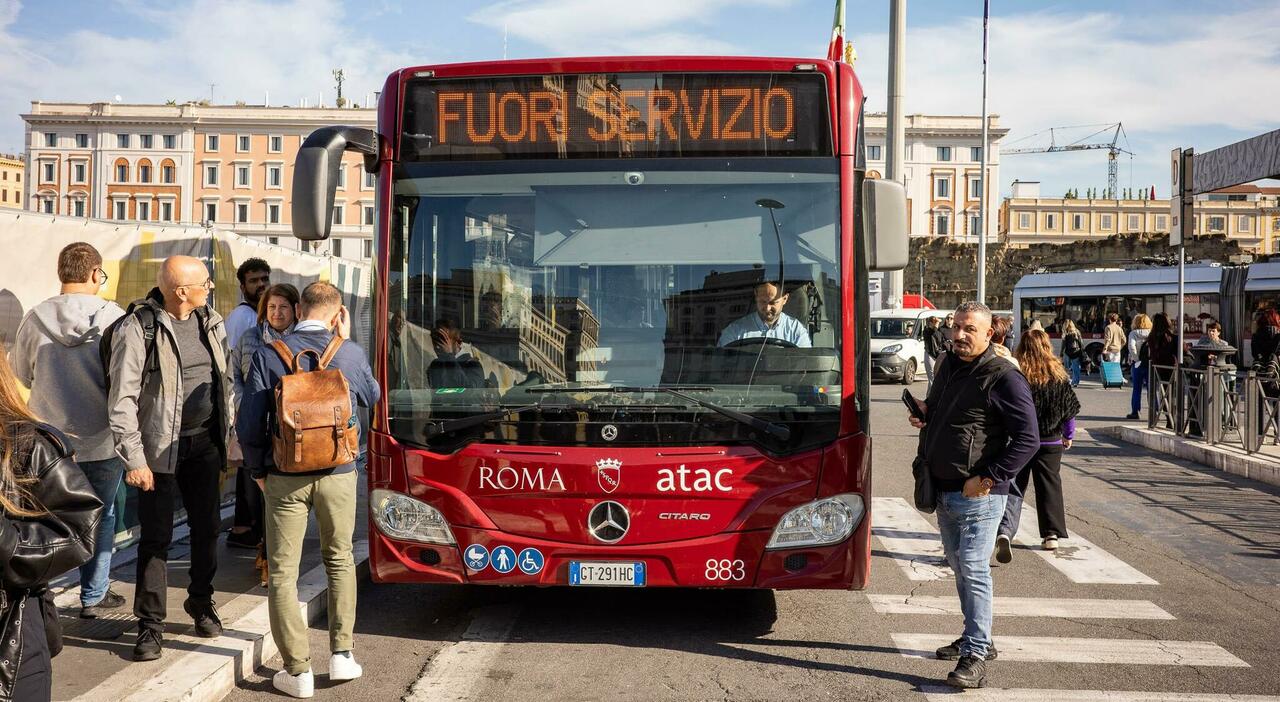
top-left (401, 72), bottom-right (832, 160)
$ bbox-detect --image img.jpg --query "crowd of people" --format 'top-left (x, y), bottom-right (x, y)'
top-left (1, 243), bottom-right (378, 700)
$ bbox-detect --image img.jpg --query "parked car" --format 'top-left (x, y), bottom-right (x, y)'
top-left (870, 308), bottom-right (946, 385)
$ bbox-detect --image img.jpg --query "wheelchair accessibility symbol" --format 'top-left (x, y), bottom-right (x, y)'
top-left (517, 548), bottom-right (545, 575)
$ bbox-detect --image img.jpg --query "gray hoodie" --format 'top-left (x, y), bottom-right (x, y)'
top-left (11, 294), bottom-right (125, 462)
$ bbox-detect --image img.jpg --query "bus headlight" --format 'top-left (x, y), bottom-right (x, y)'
top-left (766, 494), bottom-right (864, 550)
top-left (881, 344), bottom-right (903, 355)
top-left (370, 489), bottom-right (456, 545)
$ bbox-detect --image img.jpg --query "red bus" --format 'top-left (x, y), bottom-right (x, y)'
top-left (290, 56), bottom-right (906, 589)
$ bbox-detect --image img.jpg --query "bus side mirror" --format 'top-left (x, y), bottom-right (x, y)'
top-left (292, 126), bottom-right (378, 241)
top-left (862, 178), bottom-right (908, 271)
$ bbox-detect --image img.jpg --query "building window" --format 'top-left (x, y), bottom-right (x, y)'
top-left (363, 206), bottom-right (374, 225)
top-left (970, 146), bottom-right (983, 162)
top-left (1, 190), bottom-right (5, 202)
top-left (115, 164), bottom-right (128, 182)
top-left (1156, 214), bottom-right (1168, 230)
top-left (1018, 212), bottom-right (1031, 230)
top-left (363, 171), bottom-right (375, 189)
top-left (269, 135), bottom-right (283, 153)
top-left (968, 177), bottom-right (982, 199)
top-left (162, 165), bottom-right (175, 183)
top-left (362, 239), bottom-right (373, 259)
top-left (75, 133), bottom-right (89, 148)
top-left (1273, 216), bottom-right (1280, 232)
top-left (1238, 215), bottom-right (1252, 232)
top-left (42, 162), bottom-right (56, 182)
top-left (1127, 214), bottom-right (1140, 231)
top-left (73, 200), bottom-right (85, 217)
top-left (73, 163), bottom-right (86, 183)
top-left (1046, 213), bottom-right (1058, 230)
top-left (163, 134), bottom-right (176, 149)
top-left (237, 134), bottom-right (250, 152)
top-left (138, 201), bottom-right (150, 221)
top-left (936, 146), bottom-right (952, 162)
top-left (161, 201), bottom-right (173, 221)
top-left (205, 134), bottom-right (220, 151)
top-left (141, 134), bottom-right (153, 149)
top-left (236, 165), bottom-right (250, 186)
top-left (934, 176), bottom-right (950, 199)
top-left (268, 165), bottom-right (282, 187)
top-left (336, 167), bottom-right (347, 189)
top-left (1071, 213), bottom-right (1085, 230)
top-left (114, 201), bottom-right (127, 219)
top-left (1100, 214), bottom-right (1112, 230)
top-left (236, 203), bottom-right (249, 223)
top-left (139, 164), bottom-right (151, 183)
top-left (332, 238), bottom-right (343, 258)
top-left (934, 211), bottom-right (950, 237)
top-left (867, 145), bottom-right (882, 160)
top-left (44, 132), bottom-right (56, 147)
top-left (333, 204), bottom-right (344, 225)
top-left (205, 164), bottom-right (219, 186)
top-left (42, 198), bottom-right (54, 214)
top-left (117, 134), bottom-right (129, 148)
top-left (268, 236), bottom-right (280, 245)
top-left (205, 202), bottom-right (217, 223)
top-left (267, 203), bottom-right (281, 224)
top-left (1207, 215), bottom-right (1225, 232)
top-left (969, 214), bottom-right (981, 236)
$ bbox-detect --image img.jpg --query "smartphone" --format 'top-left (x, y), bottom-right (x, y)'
top-left (902, 389), bottom-right (927, 422)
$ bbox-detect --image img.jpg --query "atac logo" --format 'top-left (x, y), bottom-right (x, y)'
top-left (596, 458), bottom-right (622, 494)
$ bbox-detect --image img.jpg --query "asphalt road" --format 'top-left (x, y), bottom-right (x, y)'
top-left (226, 377), bottom-right (1280, 701)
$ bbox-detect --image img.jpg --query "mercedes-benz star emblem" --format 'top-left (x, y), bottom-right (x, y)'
top-left (601, 424), bottom-right (618, 442)
top-left (587, 501), bottom-right (630, 543)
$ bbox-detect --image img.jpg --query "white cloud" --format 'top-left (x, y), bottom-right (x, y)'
top-left (0, 0), bottom-right (416, 151)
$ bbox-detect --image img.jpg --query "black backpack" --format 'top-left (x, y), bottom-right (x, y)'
top-left (99, 299), bottom-right (160, 392)
top-left (1062, 333), bottom-right (1083, 360)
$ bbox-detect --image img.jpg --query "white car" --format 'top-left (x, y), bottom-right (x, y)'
top-left (870, 308), bottom-right (945, 385)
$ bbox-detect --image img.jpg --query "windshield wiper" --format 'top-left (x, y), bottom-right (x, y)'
top-left (557, 385), bottom-right (791, 442)
top-left (424, 404), bottom-right (541, 438)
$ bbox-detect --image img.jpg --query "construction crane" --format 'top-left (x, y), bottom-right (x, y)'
top-left (1001, 122), bottom-right (1133, 199)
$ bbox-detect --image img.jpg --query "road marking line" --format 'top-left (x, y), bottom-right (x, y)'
top-left (893, 633), bottom-right (1249, 667)
top-left (404, 604), bottom-right (523, 702)
top-left (868, 595), bottom-right (1174, 619)
top-left (871, 497), bottom-right (951, 581)
top-left (1012, 521), bottom-right (1158, 585)
top-left (919, 686), bottom-right (1280, 701)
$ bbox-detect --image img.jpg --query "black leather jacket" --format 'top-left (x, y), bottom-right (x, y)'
top-left (0, 423), bottom-right (102, 701)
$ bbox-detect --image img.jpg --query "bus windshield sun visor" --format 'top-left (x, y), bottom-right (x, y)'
top-left (529, 385), bottom-right (791, 441)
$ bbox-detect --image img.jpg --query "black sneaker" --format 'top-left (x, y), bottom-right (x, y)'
top-left (133, 628), bottom-right (163, 661)
top-left (946, 655), bottom-right (987, 689)
top-left (994, 535), bottom-right (1013, 564)
top-left (80, 589), bottom-right (127, 619)
top-left (226, 530), bottom-right (260, 549)
top-left (183, 599), bottom-right (224, 638)
top-left (1125, 412), bottom-right (1140, 420)
top-left (935, 638), bottom-right (997, 661)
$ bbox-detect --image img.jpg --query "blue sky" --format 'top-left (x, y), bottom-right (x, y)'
top-left (3, 0), bottom-right (1278, 197)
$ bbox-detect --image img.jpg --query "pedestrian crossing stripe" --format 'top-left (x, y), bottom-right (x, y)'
top-left (867, 595), bottom-right (1174, 619)
top-left (1011, 520), bottom-right (1158, 585)
top-left (892, 634), bottom-right (1249, 667)
top-left (870, 497), bottom-right (952, 581)
top-left (918, 686), bottom-right (1280, 701)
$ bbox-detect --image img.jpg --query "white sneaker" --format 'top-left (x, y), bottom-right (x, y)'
top-left (272, 669), bottom-right (314, 698)
top-left (1042, 536), bottom-right (1059, 551)
top-left (329, 651), bottom-right (363, 681)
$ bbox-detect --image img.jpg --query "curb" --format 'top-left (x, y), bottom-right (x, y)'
top-left (70, 540), bottom-right (370, 702)
top-left (1093, 425), bottom-right (1280, 489)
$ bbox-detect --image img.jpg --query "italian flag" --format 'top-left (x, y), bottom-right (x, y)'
top-left (827, 0), bottom-right (855, 65)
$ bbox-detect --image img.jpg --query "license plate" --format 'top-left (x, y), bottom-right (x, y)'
top-left (569, 561), bottom-right (646, 587)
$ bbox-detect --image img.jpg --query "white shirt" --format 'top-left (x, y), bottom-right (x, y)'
top-left (717, 312), bottom-right (812, 348)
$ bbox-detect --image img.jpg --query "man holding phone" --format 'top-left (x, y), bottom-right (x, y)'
top-left (907, 301), bottom-right (1039, 689)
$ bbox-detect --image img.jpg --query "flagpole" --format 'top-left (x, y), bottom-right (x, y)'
top-left (977, 0), bottom-right (990, 305)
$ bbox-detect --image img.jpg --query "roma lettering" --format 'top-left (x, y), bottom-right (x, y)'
top-left (477, 465), bottom-right (566, 492)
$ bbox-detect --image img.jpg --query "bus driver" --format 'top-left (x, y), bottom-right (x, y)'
top-left (718, 280), bottom-right (812, 348)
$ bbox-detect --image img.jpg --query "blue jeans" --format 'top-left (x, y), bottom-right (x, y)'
top-left (936, 490), bottom-right (1007, 659)
top-left (1067, 357), bottom-right (1082, 386)
top-left (78, 457), bottom-right (125, 606)
top-left (1130, 364), bottom-right (1148, 415)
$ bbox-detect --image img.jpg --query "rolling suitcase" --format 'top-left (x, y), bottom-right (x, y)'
top-left (1101, 360), bottom-right (1124, 388)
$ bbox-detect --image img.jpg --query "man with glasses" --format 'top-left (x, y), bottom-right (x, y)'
top-left (12, 242), bottom-right (126, 619)
top-left (107, 255), bottom-right (234, 661)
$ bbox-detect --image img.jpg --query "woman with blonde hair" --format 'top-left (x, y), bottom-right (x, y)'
top-left (1126, 314), bottom-right (1153, 420)
top-left (993, 329), bottom-right (1081, 562)
top-left (0, 346), bottom-right (102, 700)
top-left (1060, 319), bottom-right (1084, 387)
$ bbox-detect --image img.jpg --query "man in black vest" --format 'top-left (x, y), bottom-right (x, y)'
top-left (908, 301), bottom-right (1039, 689)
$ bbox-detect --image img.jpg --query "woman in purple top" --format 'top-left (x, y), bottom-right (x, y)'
top-left (993, 329), bottom-right (1081, 562)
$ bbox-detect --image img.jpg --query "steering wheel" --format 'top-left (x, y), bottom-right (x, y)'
top-left (725, 336), bottom-right (797, 349)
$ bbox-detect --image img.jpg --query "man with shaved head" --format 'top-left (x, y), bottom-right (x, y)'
top-left (108, 254), bottom-right (233, 661)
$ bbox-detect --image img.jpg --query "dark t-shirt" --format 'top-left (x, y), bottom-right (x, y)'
top-left (171, 313), bottom-right (215, 435)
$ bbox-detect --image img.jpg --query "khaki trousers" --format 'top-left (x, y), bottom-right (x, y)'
top-left (264, 470), bottom-right (357, 675)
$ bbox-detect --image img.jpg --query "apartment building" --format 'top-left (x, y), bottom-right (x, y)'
top-left (22, 101), bottom-right (376, 259)
top-left (0, 154), bottom-right (22, 210)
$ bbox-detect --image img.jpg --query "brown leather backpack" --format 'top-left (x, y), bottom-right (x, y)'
top-left (270, 337), bottom-right (359, 472)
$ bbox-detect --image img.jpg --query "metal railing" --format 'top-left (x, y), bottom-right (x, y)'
top-left (1147, 363), bottom-right (1280, 453)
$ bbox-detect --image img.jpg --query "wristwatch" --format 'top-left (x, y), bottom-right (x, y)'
top-left (978, 477), bottom-right (994, 491)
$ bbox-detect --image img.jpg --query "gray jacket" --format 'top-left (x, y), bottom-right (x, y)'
top-left (10, 294), bottom-right (125, 462)
top-left (107, 289), bottom-right (233, 473)
top-left (230, 321), bottom-right (291, 404)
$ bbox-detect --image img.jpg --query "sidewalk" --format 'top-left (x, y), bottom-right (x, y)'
top-left (49, 478), bottom-right (369, 702)
top-left (1095, 424), bottom-right (1280, 488)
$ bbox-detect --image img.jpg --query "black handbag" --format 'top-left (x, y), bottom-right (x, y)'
top-left (911, 454), bottom-right (936, 513)
top-left (41, 589), bottom-right (63, 658)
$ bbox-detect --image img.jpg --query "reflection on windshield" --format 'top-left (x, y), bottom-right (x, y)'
top-left (385, 159), bottom-right (842, 451)
top-left (870, 318), bottom-right (916, 339)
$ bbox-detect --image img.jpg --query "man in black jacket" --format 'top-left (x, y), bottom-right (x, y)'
top-left (908, 301), bottom-right (1039, 689)
top-left (923, 315), bottom-right (943, 386)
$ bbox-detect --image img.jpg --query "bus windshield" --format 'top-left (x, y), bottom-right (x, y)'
top-left (386, 157), bottom-right (842, 452)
